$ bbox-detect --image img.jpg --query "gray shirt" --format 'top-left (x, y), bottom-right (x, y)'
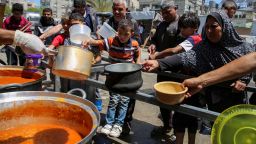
top-left (151, 16), bottom-right (184, 52)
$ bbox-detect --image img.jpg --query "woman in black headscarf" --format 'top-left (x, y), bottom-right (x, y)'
top-left (144, 11), bottom-right (254, 108)
top-left (143, 11), bottom-right (254, 142)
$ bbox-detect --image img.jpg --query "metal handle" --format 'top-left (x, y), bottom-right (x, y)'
top-left (0, 83), bottom-right (23, 91)
top-left (67, 88), bottom-right (87, 99)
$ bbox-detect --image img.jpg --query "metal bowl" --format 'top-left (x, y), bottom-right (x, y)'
top-left (0, 91), bottom-right (100, 144)
top-left (0, 66), bottom-right (44, 93)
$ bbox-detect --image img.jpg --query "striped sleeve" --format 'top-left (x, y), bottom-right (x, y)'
top-left (96, 38), bottom-right (114, 51)
top-left (132, 40), bottom-right (140, 61)
top-left (96, 39), bottom-right (105, 51)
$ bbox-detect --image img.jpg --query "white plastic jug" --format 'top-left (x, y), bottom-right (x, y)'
top-left (97, 22), bottom-right (117, 39)
top-left (69, 24), bottom-right (91, 45)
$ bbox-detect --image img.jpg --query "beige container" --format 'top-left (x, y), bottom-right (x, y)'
top-left (154, 81), bottom-right (188, 105)
top-left (0, 3), bottom-right (5, 28)
top-left (52, 46), bottom-right (94, 80)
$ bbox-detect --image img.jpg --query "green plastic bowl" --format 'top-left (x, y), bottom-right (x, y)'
top-left (211, 104), bottom-right (256, 144)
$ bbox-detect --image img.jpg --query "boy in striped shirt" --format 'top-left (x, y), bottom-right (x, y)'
top-left (83, 19), bottom-right (141, 137)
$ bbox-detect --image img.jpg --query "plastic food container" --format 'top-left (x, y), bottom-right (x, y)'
top-left (69, 24), bottom-right (91, 45)
top-left (97, 22), bottom-right (117, 39)
top-left (24, 54), bottom-right (43, 72)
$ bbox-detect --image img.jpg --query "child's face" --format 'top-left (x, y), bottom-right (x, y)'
top-left (63, 20), bottom-right (83, 32)
top-left (70, 20), bottom-right (83, 26)
top-left (62, 21), bottom-right (70, 31)
top-left (180, 27), bottom-right (196, 38)
top-left (117, 27), bottom-right (133, 43)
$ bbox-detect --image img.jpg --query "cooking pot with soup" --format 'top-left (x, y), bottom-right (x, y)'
top-left (0, 90), bottom-right (100, 144)
top-left (0, 66), bottom-right (44, 93)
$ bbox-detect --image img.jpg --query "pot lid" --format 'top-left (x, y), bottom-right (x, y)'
top-left (104, 63), bottom-right (142, 73)
top-left (211, 104), bottom-right (256, 144)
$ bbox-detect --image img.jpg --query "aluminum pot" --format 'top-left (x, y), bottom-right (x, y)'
top-left (0, 66), bottom-right (44, 93)
top-left (52, 46), bottom-right (94, 80)
top-left (104, 63), bottom-right (143, 92)
top-left (0, 90), bottom-right (100, 144)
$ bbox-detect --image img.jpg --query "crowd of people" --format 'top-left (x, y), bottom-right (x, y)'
top-left (0, 0), bottom-right (256, 143)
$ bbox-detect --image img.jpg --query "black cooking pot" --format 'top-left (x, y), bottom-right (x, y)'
top-left (104, 63), bottom-right (143, 92)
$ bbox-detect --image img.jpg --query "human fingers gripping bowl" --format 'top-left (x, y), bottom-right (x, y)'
top-left (182, 78), bottom-right (204, 97)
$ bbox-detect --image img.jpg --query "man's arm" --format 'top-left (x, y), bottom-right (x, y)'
top-left (39, 24), bottom-right (63, 40)
top-left (0, 29), bottom-right (48, 54)
top-left (183, 52), bottom-right (256, 96)
top-left (197, 52), bottom-right (256, 86)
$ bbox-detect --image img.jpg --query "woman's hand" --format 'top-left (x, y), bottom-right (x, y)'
top-left (182, 77), bottom-right (204, 97)
top-left (230, 80), bottom-right (246, 92)
top-left (142, 60), bottom-right (159, 72)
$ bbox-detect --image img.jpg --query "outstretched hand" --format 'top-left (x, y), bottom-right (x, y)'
top-left (141, 60), bottom-right (159, 72)
top-left (182, 77), bottom-right (204, 98)
top-left (230, 80), bottom-right (246, 92)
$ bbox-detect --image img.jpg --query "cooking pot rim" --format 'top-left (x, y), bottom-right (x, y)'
top-left (57, 45), bottom-right (93, 53)
top-left (0, 91), bottom-right (100, 143)
top-left (104, 63), bottom-right (142, 73)
top-left (0, 66), bottom-right (45, 89)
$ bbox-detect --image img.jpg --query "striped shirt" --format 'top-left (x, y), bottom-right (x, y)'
top-left (97, 37), bottom-right (140, 63)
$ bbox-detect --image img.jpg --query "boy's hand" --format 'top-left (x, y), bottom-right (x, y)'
top-left (230, 80), bottom-right (246, 92)
top-left (82, 39), bottom-right (91, 49)
top-left (148, 52), bottom-right (159, 60)
top-left (148, 44), bottom-right (156, 54)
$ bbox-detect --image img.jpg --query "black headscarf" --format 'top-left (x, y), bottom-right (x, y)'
top-left (207, 12), bottom-right (223, 28)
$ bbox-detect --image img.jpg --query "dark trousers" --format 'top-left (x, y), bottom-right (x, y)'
top-left (157, 74), bottom-right (184, 128)
top-left (5, 46), bottom-right (25, 66)
top-left (160, 107), bottom-right (172, 128)
top-left (124, 98), bottom-right (136, 123)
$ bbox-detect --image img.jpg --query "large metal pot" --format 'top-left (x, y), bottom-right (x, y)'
top-left (52, 46), bottom-right (94, 80)
top-left (0, 90), bottom-right (100, 144)
top-left (0, 66), bottom-right (44, 93)
top-left (105, 63), bottom-right (143, 92)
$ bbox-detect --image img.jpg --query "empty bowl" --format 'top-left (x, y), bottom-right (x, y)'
top-left (154, 81), bottom-right (188, 105)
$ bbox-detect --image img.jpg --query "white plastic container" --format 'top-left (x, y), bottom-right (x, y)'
top-left (97, 22), bottom-right (117, 39)
top-left (69, 24), bottom-right (91, 45)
